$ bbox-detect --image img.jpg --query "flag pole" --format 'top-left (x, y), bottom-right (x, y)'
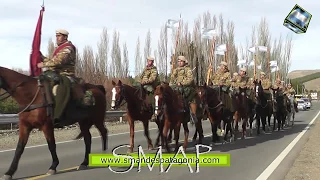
top-left (206, 37), bottom-right (215, 85)
top-left (171, 14), bottom-right (181, 75)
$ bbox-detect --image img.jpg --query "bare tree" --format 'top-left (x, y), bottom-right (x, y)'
top-left (110, 30), bottom-right (122, 78)
top-left (47, 38), bottom-right (55, 57)
top-left (96, 27), bottom-right (109, 81)
top-left (144, 29), bottom-right (152, 63)
top-left (134, 36), bottom-right (142, 76)
top-left (122, 42), bottom-right (129, 78)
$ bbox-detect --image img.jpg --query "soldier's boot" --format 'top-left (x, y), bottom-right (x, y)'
top-left (72, 84), bottom-right (95, 107)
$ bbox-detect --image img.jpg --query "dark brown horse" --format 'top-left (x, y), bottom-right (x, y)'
top-left (270, 87), bottom-right (287, 131)
top-left (0, 67), bottom-right (108, 180)
top-left (153, 82), bottom-right (187, 152)
top-left (254, 80), bottom-right (274, 134)
top-left (233, 87), bottom-right (249, 140)
top-left (196, 83), bottom-right (226, 144)
top-left (110, 80), bottom-right (153, 153)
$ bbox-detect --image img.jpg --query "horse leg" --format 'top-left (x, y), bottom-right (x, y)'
top-left (42, 122), bottom-right (59, 175)
top-left (173, 120), bottom-right (182, 152)
top-left (155, 120), bottom-right (162, 147)
top-left (94, 121), bottom-right (108, 151)
top-left (77, 122), bottom-right (92, 170)
top-left (127, 116), bottom-right (134, 153)
top-left (241, 117), bottom-right (247, 139)
top-left (163, 119), bottom-right (171, 153)
top-left (196, 118), bottom-right (204, 144)
top-left (192, 128), bottom-right (198, 142)
top-left (143, 120), bottom-right (153, 150)
top-left (256, 113), bottom-right (261, 135)
top-left (168, 129), bottom-right (173, 144)
top-left (2, 124), bottom-right (31, 180)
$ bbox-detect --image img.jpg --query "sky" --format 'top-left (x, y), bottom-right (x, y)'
top-left (0, 0), bottom-right (319, 76)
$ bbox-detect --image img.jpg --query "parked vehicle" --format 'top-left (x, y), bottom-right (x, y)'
top-left (301, 98), bottom-right (311, 109)
top-left (297, 100), bottom-right (307, 111)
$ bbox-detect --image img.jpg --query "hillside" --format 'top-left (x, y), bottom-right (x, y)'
top-left (288, 70), bottom-right (320, 91)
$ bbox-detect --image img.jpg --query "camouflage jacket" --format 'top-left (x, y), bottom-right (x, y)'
top-left (169, 65), bottom-right (193, 86)
top-left (285, 87), bottom-right (296, 95)
top-left (247, 78), bottom-right (255, 89)
top-left (272, 83), bottom-right (284, 92)
top-left (42, 41), bottom-right (76, 76)
top-left (234, 75), bottom-right (249, 88)
top-left (140, 65), bottom-right (158, 85)
top-left (211, 69), bottom-right (231, 86)
top-left (261, 78), bottom-right (272, 90)
top-left (230, 75), bottom-right (239, 87)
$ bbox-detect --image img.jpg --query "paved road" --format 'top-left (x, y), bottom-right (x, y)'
top-left (1, 102), bottom-right (319, 180)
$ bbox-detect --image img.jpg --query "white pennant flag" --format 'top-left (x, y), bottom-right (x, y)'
top-left (270, 60), bottom-right (277, 67)
top-left (258, 46), bottom-right (268, 52)
top-left (201, 28), bottom-right (218, 40)
top-left (237, 59), bottom-right (247, 66)
top-left (257, 65), bottom-right (262, 69)
top-left (248, 46), bottom-right (268, 53)
top-left (215, 50), bottom-right (225, 56)
top-left (248, 47), bottom-right (255, 53)
top-left (271, 66), bottom-right (278, 72)
top-left (166, 19), bottom-right (179, 29)
top-left (217, 44), bottom-right (227, 52)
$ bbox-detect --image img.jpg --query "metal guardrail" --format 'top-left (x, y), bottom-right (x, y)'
top-left (0, 111), bottom-right (127, 125)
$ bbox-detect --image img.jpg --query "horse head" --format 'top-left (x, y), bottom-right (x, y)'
top-left (154, 82), bottom-right (177, 116)
top-left (237, 87), bottom-right (248, 106)
top-left (254, 80), bottom-right (263, 98)
top-left (111, 80), bottom-right (125, 110)
top-left (196, 83), bottom-right (220, 110)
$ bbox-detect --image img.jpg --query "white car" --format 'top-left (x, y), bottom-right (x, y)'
top-left (301, 98), bottom-right (311, 109)
top-left (297, 100), bottom-right (307, 111)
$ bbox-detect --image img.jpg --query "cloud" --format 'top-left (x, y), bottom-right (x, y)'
top-left (0, 0), bottom-right (319, 75)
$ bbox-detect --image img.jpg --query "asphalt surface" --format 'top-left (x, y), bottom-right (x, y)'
top-left (0, 102), bottom-right (319, 180)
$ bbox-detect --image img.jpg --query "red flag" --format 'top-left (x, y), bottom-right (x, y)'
top-left (29, 6), bottom-right (45, 77)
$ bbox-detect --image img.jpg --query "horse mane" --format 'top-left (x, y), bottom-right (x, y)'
top-left (0, 66), bottom-right (35, 83)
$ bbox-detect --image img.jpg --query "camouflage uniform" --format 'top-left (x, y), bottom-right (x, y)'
top-left (211, 61), bottom-right (234, 112)
top-left (169, 56), bottom-right (196, 104)
top-left (260, 72), bottom-right (272, 101)
top-left (169, 55), bottom-right (198, 123)
top-left (230, 72), bottom-right (239, 87)
top-left (40, 29), bottom-right (92, 127)
top-left (138, 56), bottom-right (159, 115)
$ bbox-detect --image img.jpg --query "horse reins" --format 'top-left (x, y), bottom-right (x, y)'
top-left (0, 79), bottom-right (42, 115)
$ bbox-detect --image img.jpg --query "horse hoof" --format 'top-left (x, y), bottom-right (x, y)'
top-left (0, 175), bottom-right (12, 180)
top-left (127, 148), bottom-right (133, 153)
top-left (77, 165), bottom-right (88, 170)
top-left (46, 169), bottom-right (56, 175)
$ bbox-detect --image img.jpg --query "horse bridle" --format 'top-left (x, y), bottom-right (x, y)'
top-left (0, 78), bottom-right (42, 114)
top-left (112, 85), bottom-right (127, 109)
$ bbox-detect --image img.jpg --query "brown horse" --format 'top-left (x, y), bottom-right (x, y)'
top-left (153, 82), bottom-right (187, 152)
top-left (196, 83), bottom-right (226, 144)
top-left (233, 87), bottom-right (249, 140)
top-left (110, 80), bottom-right (153, 153)
top-left (0, 67), bottom-right (108, 180)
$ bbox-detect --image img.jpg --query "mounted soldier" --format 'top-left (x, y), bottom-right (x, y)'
top-left (137, 56), bottom-right (159, 120)
top-left (37, 29), bottom-right (94, 127)
top-left (211, 61), bottom-right (234, 112)
top-left (259, 72), bottom-right (272, 102)
top-left (169, 55), bottom-right (198, 123)
top-left (231, 72), bottom-right (239, 87)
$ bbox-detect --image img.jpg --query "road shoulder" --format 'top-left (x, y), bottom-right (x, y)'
top-left (284, 114), bottom-right (320, 180)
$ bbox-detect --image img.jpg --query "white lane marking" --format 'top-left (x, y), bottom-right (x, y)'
top-left (255, 110), bottom-right (320, 180)
top-left (0, 127), bottom-right (158, 153)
